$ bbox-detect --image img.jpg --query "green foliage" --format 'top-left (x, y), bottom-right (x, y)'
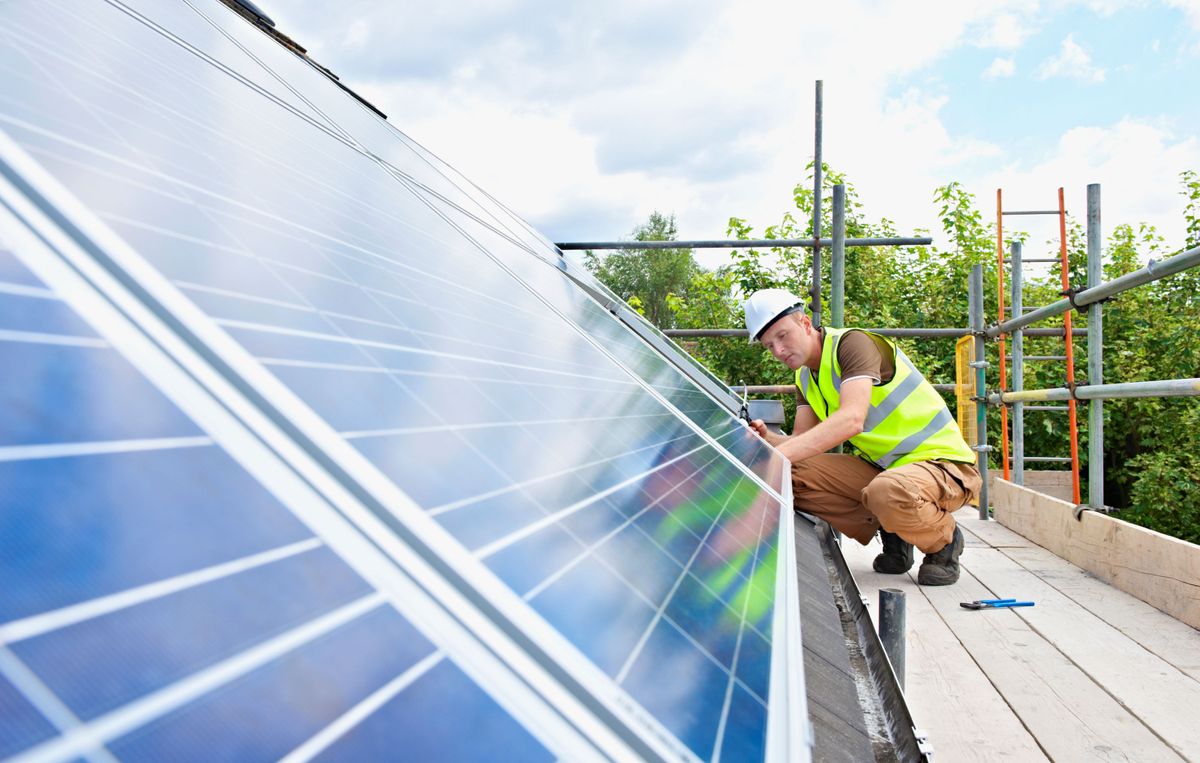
top-left (584, 211), bottom-right (697, 328)
top-left (1183, 169), bottom-right (1200, 250)
top-left (1120, 443), bottom-right (1200, 545)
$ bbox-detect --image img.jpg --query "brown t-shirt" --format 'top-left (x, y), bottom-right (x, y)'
top-left (835, 330), bottom-right (895, 385)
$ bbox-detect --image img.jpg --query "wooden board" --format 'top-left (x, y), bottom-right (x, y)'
top-left (992, 479), bottom-right (1200, 629)
top-left (997, 545), bottom-right (1200, 683)
top-left (920, 550), bottom-right (1184, 762)
top-left (960, 543), bottom-right (1200, 758)
top-left (840, 538), bottom-right (1049, 762)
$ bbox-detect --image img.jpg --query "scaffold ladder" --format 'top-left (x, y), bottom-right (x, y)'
top-left (996, 188), bottom-right (1083, 504)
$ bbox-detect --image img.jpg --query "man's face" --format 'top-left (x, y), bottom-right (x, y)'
top-left (759, 313), bottom-right (812, 370)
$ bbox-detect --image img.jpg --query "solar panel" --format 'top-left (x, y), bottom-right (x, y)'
top-left (0, 241), bottom-right (580, 761)
top-left (0, 1), bottom-right (808, 760)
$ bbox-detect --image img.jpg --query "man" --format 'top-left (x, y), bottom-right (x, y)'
top-left (743, 289), bottom-right (982, 585)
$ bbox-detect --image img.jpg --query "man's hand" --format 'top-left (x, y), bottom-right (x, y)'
top-left (749, 419), bottom-right (788, 448)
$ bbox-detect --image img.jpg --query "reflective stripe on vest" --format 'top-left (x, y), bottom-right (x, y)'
top-left (794, 328), bottom-right (975, 469)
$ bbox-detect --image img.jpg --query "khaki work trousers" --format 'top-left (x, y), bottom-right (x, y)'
top-left (792, 454), bottom-right (982, 553)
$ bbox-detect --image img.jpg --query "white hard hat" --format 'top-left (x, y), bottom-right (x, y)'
top-left (744, 289), bottom-right (807, 343)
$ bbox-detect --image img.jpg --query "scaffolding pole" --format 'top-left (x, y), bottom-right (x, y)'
top-left (970, 263), bottom-right (990, 519)
top-left (812, 79), bottom-right (824, 327)
top-left (1011, 241), bottom-right (1024, 486)
top-left (832, 184), bottom-right (846, 329)
top-left (555, 236), bottom-right (932, 251)
top-left (991, 378), bottom-right (1200, 403)
top-left (665, 327), bottom-right (1087, 339)
top-left (1087, 184), bottom-right (1104, 510)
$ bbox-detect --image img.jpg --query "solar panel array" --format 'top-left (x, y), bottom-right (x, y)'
top-left (0, 1), bottom-right (807, 761)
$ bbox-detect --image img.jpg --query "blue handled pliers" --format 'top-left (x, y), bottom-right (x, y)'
top-left (960, 598), bottom-right (1035, 610)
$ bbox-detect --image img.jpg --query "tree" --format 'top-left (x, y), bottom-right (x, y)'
top-left (584, 212), bottom-right (698, 329)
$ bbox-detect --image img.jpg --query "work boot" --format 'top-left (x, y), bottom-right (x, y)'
top-left (872, 530), bottom-right (914, 574)
top-left (918, 526), bottom-right (964, 586)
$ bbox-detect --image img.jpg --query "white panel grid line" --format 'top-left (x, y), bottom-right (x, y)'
top-left (0, 538), bottom-right (324, 646)
top-left (426, 431), bottom-right (697, 517)
top-left (338, 411), bottom-right (670, 441)
top-left (0, 435), bottom-right (214, 463)
top-left (472, 442), bottom-right (710, 561)
top-left (0, 281), bottom-right (57, 300)
top-left (0, 328), bottom-right (107, 348)
top-left (258, 356), bottom-right (638, 395)
top-left (0, 646), bottom-right (119, 763)
top-left (6, 594), bottom-right (387, 763)
top-left (276, 650), bottom-right (446, 763)
top-left (211, 317), bottom-right (632, 385)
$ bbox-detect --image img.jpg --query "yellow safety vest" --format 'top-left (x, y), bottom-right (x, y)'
top-left (796, 328), bottom-right (976, 469)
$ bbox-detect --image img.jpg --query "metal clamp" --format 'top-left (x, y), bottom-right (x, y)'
top-left (913, 728), bottom-right (934, 757)
top-left (969, 360), bottom-right (990, 369)
top-left (1074, 503), bottom-right (1113, 520)
top-left (971, 444), bottom-right (994, 453)
top-left (1060, 285), bottom-right (1111, 313)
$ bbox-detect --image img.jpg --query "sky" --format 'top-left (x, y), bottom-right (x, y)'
top-left (268, 0), bottom-right (1200, 269)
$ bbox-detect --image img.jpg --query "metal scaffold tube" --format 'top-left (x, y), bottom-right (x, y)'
top-left (555, 236), bottom-right (933, 250)
top-left (970, 264), bottom-right (990, 519)
top-left (665, 327), bottom-right (1086, 338)
top-left (832, 184), bottom-right (846, 329)
top-left (1011, 242), bottom-right (1025, 486)
top-left (1087, 184), bottom-right (1104, 510)
top-left (988, 242), bottom-right (1200, 338)
top-left (991, 378), bottom-right (1200, 403)
top-left (812, 79), bottom-right (824, 328)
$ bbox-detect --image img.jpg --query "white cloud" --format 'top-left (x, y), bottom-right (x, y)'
top-left (1038, 34), bottom-right (1106, 83)
top-left (968, 119), bottom-right (1200, 256)
top-left (984, 57), bottom-right (1017, 78)
top-left (978, 13), bottom-right (1032, 49)
top-left (1165, 0), bottom-right (1200, 29)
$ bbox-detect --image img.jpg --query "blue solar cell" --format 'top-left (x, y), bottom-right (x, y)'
top-left (0, 342), bottom-right (203, 447)
top-left (105, 605), bottom-right (458, 763)
top-left (719, 682), bottom-right (770, 762)
top-left (621, 617), bottom-right (737, 760)
top-left (0, 448), bottom-right (314, 623)
top-left (311, 659), bottom-right (554, 763)
top-left (12, 547), bottom-right (373, 720)
top-left (0, 674), bottom-right (57, 759)
top-left (0, 291), bottom-right (97, 337)
top-left (526, 556), bottom-right (657, 677)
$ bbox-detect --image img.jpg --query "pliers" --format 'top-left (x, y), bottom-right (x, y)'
top-left (960, 598), bottom-right (1035, 610)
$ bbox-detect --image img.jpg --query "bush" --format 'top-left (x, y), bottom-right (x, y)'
top-left (1119, 450), bottom-right (1200, 545)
